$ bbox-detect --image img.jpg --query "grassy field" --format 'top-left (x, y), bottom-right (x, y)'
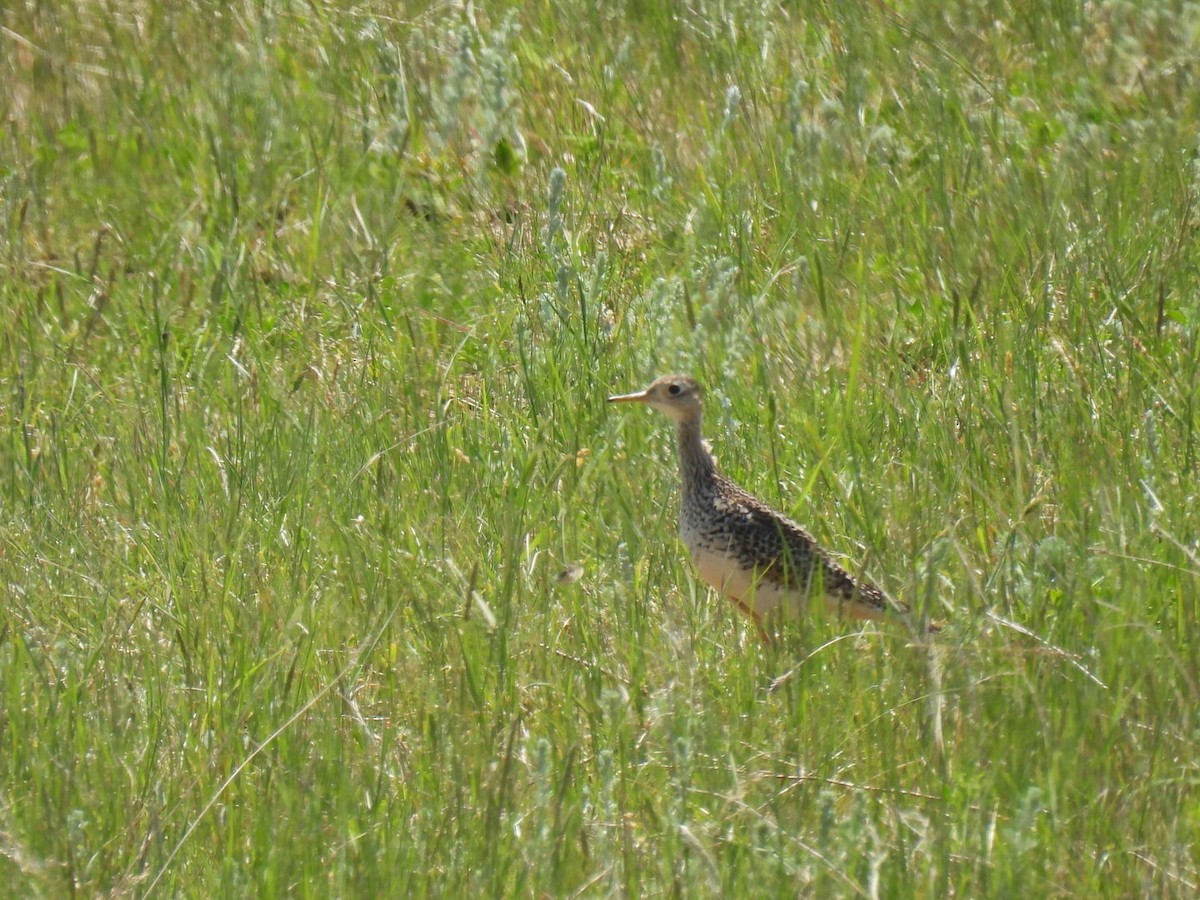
top-left (4, 0), bottom-right (1200, 895)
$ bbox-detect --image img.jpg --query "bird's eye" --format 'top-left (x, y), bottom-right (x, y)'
top-left (668, 383), bottom-right (682, 396)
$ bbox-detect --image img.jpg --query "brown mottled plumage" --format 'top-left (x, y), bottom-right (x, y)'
top-left (609, 374), bottom-right (906, 638)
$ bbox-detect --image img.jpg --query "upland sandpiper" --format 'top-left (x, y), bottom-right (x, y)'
top-left (609, 374), bottom-right (908, 640)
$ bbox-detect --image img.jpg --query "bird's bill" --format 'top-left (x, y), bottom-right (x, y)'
top-left (607, 388), bottom-right (650, 404)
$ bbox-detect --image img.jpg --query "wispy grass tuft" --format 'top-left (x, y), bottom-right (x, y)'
top-left (3, 1), bottom-right (1200, 896)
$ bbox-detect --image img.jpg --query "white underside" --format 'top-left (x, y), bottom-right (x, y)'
top-left (691, 546), bottom-right (805, 620)
top-left (688, 542), bottom-right (883, 622)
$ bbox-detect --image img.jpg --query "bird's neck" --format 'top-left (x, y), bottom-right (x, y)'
top-left (675, 416), bottom-right (716, 486)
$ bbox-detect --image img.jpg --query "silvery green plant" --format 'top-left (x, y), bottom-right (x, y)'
top-left (359, 21), bottom-right (410, 155)
top-left (603, 36), bottom-right (632, 89)
top-left (651, 144), bottom-right (673, 201)
top-left (477, 10), bottom-right (525, 168)
top-left (721, 84), bottom-right (742, 132)
top-left (427, 13), bottom-right (525, 173)
top-left (786, 78), bottom-right (809, 145)
top-left (436, 25), bottom-right (476, 146)
top-left (710, 83), bottom-right (742, 156)
top-left (532, 736), bottom-right (554, 842)
top-left (555, 264), bottom-right (571, 305)
top-left (543, 166), bottom-right (567, 253)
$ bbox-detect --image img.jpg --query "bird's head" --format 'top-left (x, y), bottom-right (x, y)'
top-left (608, 374), bottom-right (703, 424)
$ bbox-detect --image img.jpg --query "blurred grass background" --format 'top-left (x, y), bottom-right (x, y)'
top-left (3, 0), bottom-right (1200, 895)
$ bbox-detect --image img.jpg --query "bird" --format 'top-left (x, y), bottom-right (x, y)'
top-left (608, 374), bottom-right (910, 641)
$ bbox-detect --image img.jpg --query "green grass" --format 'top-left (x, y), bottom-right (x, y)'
top-left (3, 0), bottom-right (1200, 895)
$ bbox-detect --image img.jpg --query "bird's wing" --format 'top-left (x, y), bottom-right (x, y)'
top-left (715, 482), bottom-right (901, 615)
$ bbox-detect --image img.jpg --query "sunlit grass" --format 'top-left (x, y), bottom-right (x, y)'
top-left (3, 0), bottom-right (1200, 896)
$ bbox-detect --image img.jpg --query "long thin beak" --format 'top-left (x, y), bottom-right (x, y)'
top-left (607, 388), bottom-right (650, 404)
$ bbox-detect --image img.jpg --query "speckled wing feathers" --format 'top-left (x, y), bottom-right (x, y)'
top-left (710, 475), bottom-right (901, 619)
